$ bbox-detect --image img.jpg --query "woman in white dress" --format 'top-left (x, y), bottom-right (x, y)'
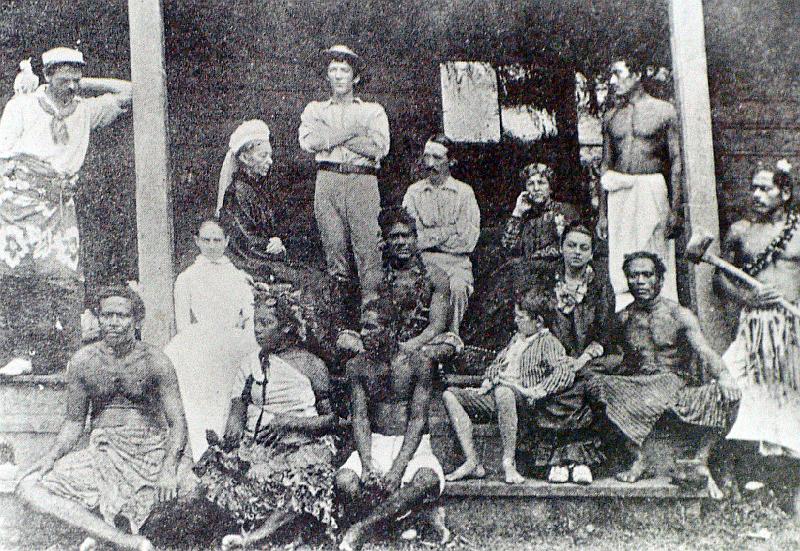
top-left (165, 218), bottom-right (258, 461)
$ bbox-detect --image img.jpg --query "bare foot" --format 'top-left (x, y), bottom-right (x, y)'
top-left (339, 527), bottom-right (363, 551)
top-left (502, 461), bottom-right (526, 484)
top-left (615, 456), bottom-right (647, 483)
top-left (427, 505), bottom-right (451, 545)
top-left (221, 533), bottom-right (246, 550)
top-left (445, 461), bottom-right (486, 482)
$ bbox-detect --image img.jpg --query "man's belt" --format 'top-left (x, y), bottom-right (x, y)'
top-left (317, 161), bottom-right (377, 176)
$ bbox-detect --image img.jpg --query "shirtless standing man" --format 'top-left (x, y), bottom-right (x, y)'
top-left (597, 59), bottom-right (682, 311)
top-left (335, 206), bottom-right (459, 551)
top-left (16, 285), bottom-right (194, 551)
top-left (715, 160), bottom-right (800, 514)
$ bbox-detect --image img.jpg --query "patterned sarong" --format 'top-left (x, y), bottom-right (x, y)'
top-left (41, 425), bottom-right (169, 534)
top-left (586, 369), bottom-right (730, 446)
top-left (0, 155), bottom-right (81, 280)
top-left (724, 307), bottom-right (800, 457)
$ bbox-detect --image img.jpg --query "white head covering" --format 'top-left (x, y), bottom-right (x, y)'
top-left (42, 47), bottom-right (85, 67)
top-left (217, 120), bottom-right (271, 214)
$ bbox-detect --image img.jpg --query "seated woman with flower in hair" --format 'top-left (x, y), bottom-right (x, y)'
top-left (195, 283), bottom-right (337, 550)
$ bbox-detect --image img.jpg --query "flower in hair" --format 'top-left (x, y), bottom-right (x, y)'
top-left (776, 159), bottom-right (793, 174)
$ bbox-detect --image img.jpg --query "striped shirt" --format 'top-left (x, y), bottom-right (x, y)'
top-left (484, 329), bottom-right (576, 397)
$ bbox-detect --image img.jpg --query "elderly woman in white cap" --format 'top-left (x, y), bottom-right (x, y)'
top-left (217, 119), bottom-right (286, 273)
top-left (217, 120), bottom-right (336, 358)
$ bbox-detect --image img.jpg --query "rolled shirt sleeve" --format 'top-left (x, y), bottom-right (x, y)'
top-left (84, 93), bottom-right (126, 130)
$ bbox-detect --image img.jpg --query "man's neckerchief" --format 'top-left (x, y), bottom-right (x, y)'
top-left (743, 207), bottom-right (800, 277)
top-left (38, 93), bottom-right (78, 145)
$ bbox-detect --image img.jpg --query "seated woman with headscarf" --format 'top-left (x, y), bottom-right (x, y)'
top-left (196, 282), bottom-right (337, 550)
top-left (217, 120), bottom-right (326, 285)
top-left (216, 120), bottom-right (335, 354)
top-left (466, 162), bottom-right (580, 350)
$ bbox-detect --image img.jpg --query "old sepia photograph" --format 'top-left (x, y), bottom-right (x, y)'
top-left (1, 0), bottom-right (799, 549)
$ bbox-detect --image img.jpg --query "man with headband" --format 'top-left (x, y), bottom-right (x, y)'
top-left (403, 134), bottom-right (480, 334)
top-left (716, 159), bottom-right (800, 518)
top-left (298, 45), bottom-right (390, 328)
top-left (0, 47), bottom-right (131, 375)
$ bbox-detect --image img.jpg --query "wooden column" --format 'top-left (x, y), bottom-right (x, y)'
top-left (668, 0), bottom-right (729, 352)
top-left (127, 0), bottom-right (175, 346)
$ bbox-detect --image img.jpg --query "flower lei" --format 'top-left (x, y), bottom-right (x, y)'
top-left (370, 255), bottom-right (430, 348)
top-left (554, 265), bottom-right (594, 314)
top-left (743, 208), bottom-right (800, 277)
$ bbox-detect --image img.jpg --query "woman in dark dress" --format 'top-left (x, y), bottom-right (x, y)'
top-left (515, 221), bottom-right (616, 483)
top-left (216, 120), bottom-right (336, 356)
top-left (466, 162), bottom-right (580, 350)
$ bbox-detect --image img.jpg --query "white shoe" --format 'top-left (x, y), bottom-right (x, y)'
top-left (548, 466), bottom-right (569, 483)
top-left (78, 537), bottom-right (97, 551)
top-left (571, 465), bottom-right (593, 485)
top-left (0, 357), bottom-right (32, 376)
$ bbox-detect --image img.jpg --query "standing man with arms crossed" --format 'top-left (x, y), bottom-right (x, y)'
top-left (596, 59), bottom-right (682, 311)
top-left (0, 47), bottom-right (131, 375)
top-left (715, 160), bottom-right (800, 517)
top-left (299, 45), bottom-right (390, 328)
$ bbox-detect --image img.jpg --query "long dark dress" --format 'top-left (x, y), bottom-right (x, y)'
top-left (519, 263), bottom-right (614, 469)
top-left (218, 171), bottom-right (336, 356)
top-left (465, 200), bottom-right (579, 351)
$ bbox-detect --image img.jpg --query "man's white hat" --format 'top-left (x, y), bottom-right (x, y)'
top-left (42, 47), bottom-right (85, 67)
top-left (322, 44), bottom-right (360, 59)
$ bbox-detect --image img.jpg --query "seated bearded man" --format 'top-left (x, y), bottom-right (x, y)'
top-left (335, 206), bottom-right (461, 551)
top-left (15, 285), bottom-right (196, 551)
top-left (585, 252), bottom-right (740, 497)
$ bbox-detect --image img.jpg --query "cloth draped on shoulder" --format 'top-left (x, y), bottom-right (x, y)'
top-left (601, 170), bottom-right (678, 312)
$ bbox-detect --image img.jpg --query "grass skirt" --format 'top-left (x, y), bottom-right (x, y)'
top-left (195, 434), bottom-right (337, 535)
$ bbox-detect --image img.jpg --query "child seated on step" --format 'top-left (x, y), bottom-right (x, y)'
top-left (442, 292), bottom-right (604, 484)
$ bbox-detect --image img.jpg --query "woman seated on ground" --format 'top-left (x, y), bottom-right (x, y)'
top-left (195, 282), bottom-right (337, 550)
top-left (467, 162), bottom-right (580, 350)
top-left (443, 293), bottom-right (604, 485)
top-left (165, 218), bottom-right (258, 462)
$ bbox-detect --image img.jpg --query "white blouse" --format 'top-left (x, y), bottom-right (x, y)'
top-left (173, 254), bottom-right (254, 333)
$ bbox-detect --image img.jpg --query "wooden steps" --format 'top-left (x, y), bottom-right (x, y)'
top-left (445, 475), bottom-right (706, 498)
